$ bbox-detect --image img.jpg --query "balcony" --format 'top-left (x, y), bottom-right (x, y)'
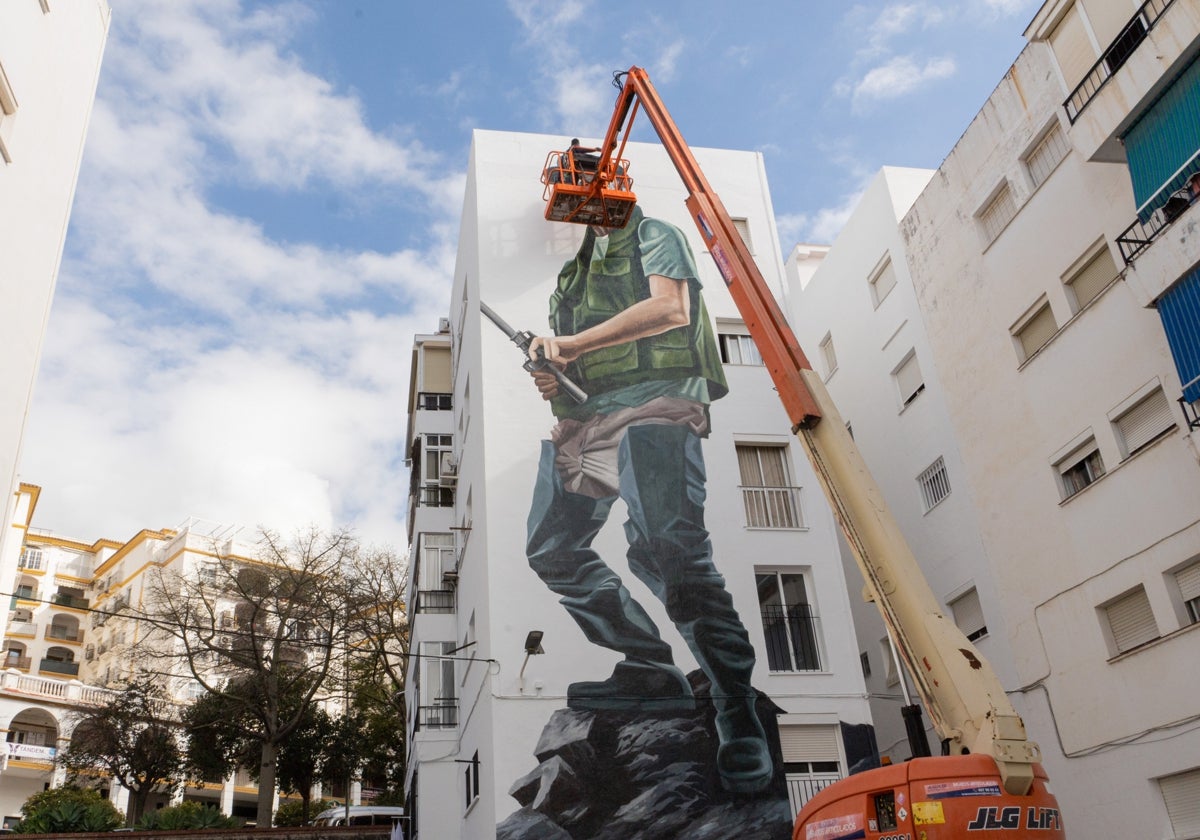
top-left (38, 659), bottom-right (79, 676)
top-left (416, 486), bottom-right (455, 508)
top-left (416, 392), bottom-right (452, 410)
top-left (5, 621), bottom-right (36, 637)
top-left (3, 655), bottom-right (31, 671)
top-left (740, 485), bottom-right (804, 529)
top-left (52, 593), bottom-right (90, 610)
top-left (1064, 0), bottom-right (1177, 124)
top-left (416, 700), bottom-right (458, 730)
top-left (6, 743), bottom-right (57, 763)
top-left (415, 589), bottom-right (456, 614)
top-left (1060, 0), bottom-right (1198, 162)
top-left (761, 605), bottom-right (823, 672)
top-left (44, 626), bottom-right (83, 643)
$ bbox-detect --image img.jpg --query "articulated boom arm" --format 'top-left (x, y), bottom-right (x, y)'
top-left (594, 66), bottom-right (1041, 795)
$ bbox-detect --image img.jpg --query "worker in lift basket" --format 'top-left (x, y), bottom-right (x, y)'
top-left (525, 203), bottom-right (773, 794)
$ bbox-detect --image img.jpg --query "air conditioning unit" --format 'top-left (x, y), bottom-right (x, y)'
top-left (439, 452), bottom-right (459, 485)
top-left (438, 316), bottom-right (451, 334)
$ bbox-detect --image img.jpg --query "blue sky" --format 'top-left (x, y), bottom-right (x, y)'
top-left (20, 0), bottom-right (1039, 548)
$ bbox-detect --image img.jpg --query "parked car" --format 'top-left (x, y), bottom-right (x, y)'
top-left (311, 805), bottom-right (405, 827)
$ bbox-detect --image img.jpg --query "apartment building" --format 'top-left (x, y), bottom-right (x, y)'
top-left (0, 1), bottom-right (109, 570)
top-left (0, 484), bottom-right (356, 823)
top-left (403, 130), bottom-right (876, 840)
top-left (788, 1), bottom-right (1200, 836)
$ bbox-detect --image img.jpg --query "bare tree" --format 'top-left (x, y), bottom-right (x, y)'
top-left (142, 527), bottom-right (355, 827)
top-left (56, 676), bottom-right (183, 825)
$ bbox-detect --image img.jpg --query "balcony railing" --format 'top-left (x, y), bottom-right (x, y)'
top-left (417, 701), bottom-right (458, 729)
top-left (761, 604), bottom-right (822, 672)
top-left (417, 392), bottom-right (452, 410)
top-left (1180, 396), bottom-right (1200, 431)
top-left (3, 656), bottom-right (31, 671)
top-left (38, 659), bottom-right (80, 676)
top-left (416, 589), bottom-right (456, 614)
top-left (12, 589), bottom-right (40, 603)
top-left (6, 743), bottom-right (57, 762)
top-left (52, 593), bottom-right (90, 610)
top-left (740, 485), bottom-right (804, 529)
top-left (44, 626), bottom-right (82, 643)
top-left (417, 486), bottom-right (455, 508)
top-left (1064, 0), bottom-right (1176, 123)
top-left (6, 621), bottom-right (36, 637)
top-left (1117, 173), bottom-right (1200, 263)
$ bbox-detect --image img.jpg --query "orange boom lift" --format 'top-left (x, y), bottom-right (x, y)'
top-left (541, 67), bottom-right (1065, 840)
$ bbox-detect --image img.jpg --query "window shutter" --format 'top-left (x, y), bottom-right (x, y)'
top-left (1116, 388), bottom-right (1173, 456)
top-left (1018, 304), bottom-right (1057, 360)
top-left (980, 185), bottom-right (1017, 242)
top-left (1079, 0), bottom-right (1137, 49)
top-left (1027, 125), bottom-right (1070, 187)
top-left (1049, 6), bottom-right (1097, 90)
top-left (871, 259), bottom-right (897, 305)
top-left (950, 589), bottom-right (986, 638)
top-left (1160, 768), bottom-right (1200, 836)
top-left (1176, 562), bottom-right (1200, 602)
top-left (779, 725), bottom-right (840, 763)
top-left (1067, 247), bottom-right (1117, 309)
top-left (1106, 588), bottom-right (1158, 653)
top-left (895, 354), bottom-right (924, 404)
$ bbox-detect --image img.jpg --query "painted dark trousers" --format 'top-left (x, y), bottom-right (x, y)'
top-left (526, 422), bottom-right (758, 711)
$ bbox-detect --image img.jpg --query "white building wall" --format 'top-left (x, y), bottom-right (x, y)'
top-left (404, 129), bottom-right (874, 840)
top-left (787, 166), bottom-right (1025, 766)
top-left (789, 24), bottom-right (1200, 837)
top-left (0, 1), bottom-right (109, 572)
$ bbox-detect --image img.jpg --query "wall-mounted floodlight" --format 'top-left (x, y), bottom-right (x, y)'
top-left (523, 630), bottom-right (545, 655)
top-left (519, 630), bottom-right (545, 689)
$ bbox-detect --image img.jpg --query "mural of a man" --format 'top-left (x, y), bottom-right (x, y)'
top-left (525, 204), bottom-right (772, 794)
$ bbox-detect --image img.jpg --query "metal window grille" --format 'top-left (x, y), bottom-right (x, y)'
top-left (737, 445), bottom-right (802, 529)
top-left (756, 572), bottom-right (822, 672)
top-left (917, 457), bottom-right (951, 512)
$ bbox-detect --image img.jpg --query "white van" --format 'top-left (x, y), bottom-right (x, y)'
top-left (311, 805), bottom-right (406, 827)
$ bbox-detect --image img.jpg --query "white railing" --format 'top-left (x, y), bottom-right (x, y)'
top-left (740, 485), bottom-right (805, 529)
top-left (6, 621), bottom-right (37, 637)
top-left (0, 670), bottom-right (119, 704)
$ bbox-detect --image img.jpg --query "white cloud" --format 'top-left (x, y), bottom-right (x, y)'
top-left (852, 54), bottom-right (957, 103)
top-left (20, 1), bottom-right (462, 548)
top-left (776, 187), bottom-right (865, 248)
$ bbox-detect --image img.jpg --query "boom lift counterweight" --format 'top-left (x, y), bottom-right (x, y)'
top-left (541, 67), bottom-right (1064, 840)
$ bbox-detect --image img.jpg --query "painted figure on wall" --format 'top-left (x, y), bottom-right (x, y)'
top-left (523, 204), bottom-right (772, 795)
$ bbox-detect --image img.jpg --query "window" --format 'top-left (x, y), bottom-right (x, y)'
top-left (1055, 439), bottom-right (1105, 499)
top-left (1112, 387), bottom-right (1174, 458)
top-left (917, 456), bottom-right (951, 512)
top-left (464, 751), bottom-right (481, 809)
top-left (1064, 244), bottom-right (1117, 311)
top-left (419, 641), bottom-right (457, 728)
top-left (869, 257), bottom-right (897, 307)
top-left (0, 59), bottom-right (16, 164)
top-left (419, 533), bottom-right (456, 589)
top-left (419, 392), bottom-right (452, 410)
top-left (422, 434), bottom-right (453, 484)
top-left (949, 588), bottom-right (987, 642)
top-left (755, 570), bottom-right (822, 671)
top-left (819, 333), bottom-right (837, 379)
top-left (736, 444), bottom-right (803, 529)
top-left (779, 724), bottom-right (842, 813)
top-left (1174, 561), bottom-right (1200, 624)
top-left (1025, 123), bottom-right (1070, 189)
top-left (893, 351), bottom-right (924, 408)
top-left (859, 651), bottom-right (871, 678)
top-left (1158, 767), bottom-right (1200, 837)
top-left (718, 328), bottom-right (763, 365)
top-left (18, 548), bottom-right (43, 570)
top-left (978, 183), bottom-right (1017, 244)
top-left (1013, 300), bottom-right (1057, 362)
top-left (880, 638), bottom-right (898, 686)
top-left (1103, 586), bottom-right (1159, 655)
top-left (732, 217), bottom-right (753, 253)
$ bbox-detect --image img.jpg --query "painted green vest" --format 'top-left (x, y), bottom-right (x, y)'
top-left (548, 208), bottom-right (728, 410)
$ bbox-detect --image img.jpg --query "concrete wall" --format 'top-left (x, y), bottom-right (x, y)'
top-left (0, 1), bottom-right (109, 570)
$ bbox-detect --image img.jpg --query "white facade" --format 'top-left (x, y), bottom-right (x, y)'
top-left (786, 166), bottom-right (1025, 766)
top-left (788, 2), bottom-right (1200, 836)
top-left (0, 1), bottom-right (109, 573)
top-left (403, 130), bottom-right (874, 840)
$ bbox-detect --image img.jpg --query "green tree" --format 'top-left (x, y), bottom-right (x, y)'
top-left (55, 677), bottom-right (184, 825)
top-left (146, 528), bottom-right (356, 827)
top-left (273, 798), bottom-right (338, 827)
top-left (13, 787), bottom-right (123, 834)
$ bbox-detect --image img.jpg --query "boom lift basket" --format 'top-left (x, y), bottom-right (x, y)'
top-left (541, 148), bottom-right (637, 228)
